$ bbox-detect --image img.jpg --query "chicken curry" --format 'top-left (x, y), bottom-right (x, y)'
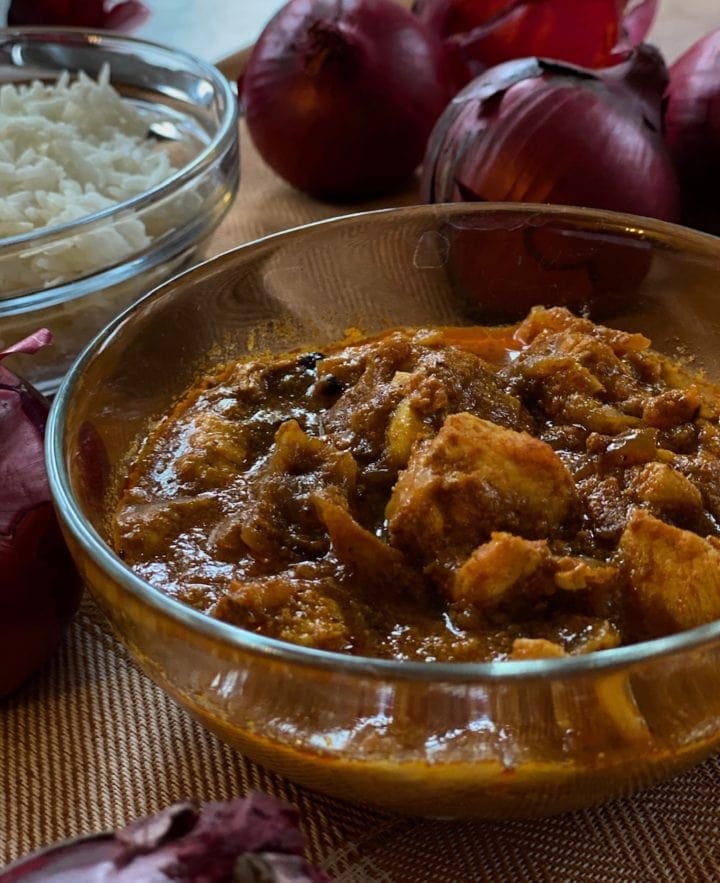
top-left (113, 306), bottom-right (720, 662)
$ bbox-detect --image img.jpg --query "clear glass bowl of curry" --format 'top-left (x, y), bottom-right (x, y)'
top-left (47, 204), bottom-right (720, 819)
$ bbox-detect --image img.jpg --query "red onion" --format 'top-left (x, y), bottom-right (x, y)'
top-left (422, 46), bottom-right (681, 223)
top-left (7, 0), bottom-right (150, 29)
top-left (0, 794), bottom-right (329, 882)
top-left (0, 331), bottom-right (81, 697)
top-left (413, 0), bottom-right (658, 78)
top-left (242, 0), bottom-right (457, 200)
top-left (665, 29), bottom-right (720, 233)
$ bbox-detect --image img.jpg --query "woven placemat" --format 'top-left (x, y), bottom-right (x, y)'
top-left (4, 109), bottom-right (720, 880)
top-left (4, 596), bottom-right (720, 881)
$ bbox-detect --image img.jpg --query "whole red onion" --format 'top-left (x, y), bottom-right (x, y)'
top-left (0, 331), bottom-right (81, 697)
top-left (413, 0), bottom-right (658, 79)
top-left (242, 0), bottom-right (458, 200)
top-left (665, 28), bottom-right (720, 233)
top-left (422, 46), bottom-right (681, 223)
top-left (7, 0), bottom-right (150, 30)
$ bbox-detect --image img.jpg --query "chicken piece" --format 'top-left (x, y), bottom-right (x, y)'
top-left (620, 508), bottom-right (720, 638)
top-left (212, 420), bottom-right (357, 562)
top-left (385, 348), bottom-right (533, 469)
top-left (408, 348), bottom-right (532, 431)
top-left (211, 575), bottom-right (356, 653)
top-left (450, 533), bottom-right (618, 628)
top-left (450, 533), bottom-right (549, 606)
top-left (510, 637), bottom-right (566, 660)
top-left (174, 411), bottom-right (247, 489)
top-left (323, 333), bottom-right (531, 474)
top-left (515, 306), bottom-right (651, 358)
top-left (386, 412), bottom-right (579, 568)
top-left (628, 462), bottom-right (703, 523)
top-left (313, 493), bottom-right (421, 594)
top-left (115, 495), bottom-right (220, 560)
top-left (551, 558), bottom-right (618, 593)
top-left (506, 306), bottom-right (661, 433)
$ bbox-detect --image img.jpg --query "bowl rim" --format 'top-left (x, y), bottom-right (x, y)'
top-left (0, 26), bottom-right (237, 251)
top-left (47, 201), bottom-right (720, 684)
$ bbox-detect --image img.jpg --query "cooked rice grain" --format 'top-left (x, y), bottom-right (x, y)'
top-left (0, 66), bottom-right (177, 289)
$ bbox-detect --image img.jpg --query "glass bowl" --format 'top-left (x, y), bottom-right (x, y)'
top-left (0, 27), bottom-right (239, 395)
top-left (47, 204), bottom-right (720, 819)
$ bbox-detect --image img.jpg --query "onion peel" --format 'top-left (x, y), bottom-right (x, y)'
top-left (0, 794), bottom-right (330, 881)
top-left (413, 0), bottom-right (658, 79)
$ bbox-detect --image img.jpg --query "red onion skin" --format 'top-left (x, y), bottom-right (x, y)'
top-left (242, 0), bottom-right (457, 200)
top-left (413, 0), bottom-right (658, 77)
top-left (665, 29), bottom-right (720, 232)
top-left (422, 50), bottom-right (681, 223)
top-left (622, 0), bottom-right (658, 47)
top-left (7, 0), bottom-right (150, 29)
top-left (0, 334), bottom-right (81, 697)
top-left (0, 795), bottom-right (329, 882)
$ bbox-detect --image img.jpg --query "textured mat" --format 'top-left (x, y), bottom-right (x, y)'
top-left (3, 598), bottom-right (720, 881)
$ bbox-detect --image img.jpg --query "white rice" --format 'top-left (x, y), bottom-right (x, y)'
top-left (0, 65), bottom-right (178, 290)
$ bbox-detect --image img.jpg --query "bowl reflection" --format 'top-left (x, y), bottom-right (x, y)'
top-left (47, 203), bottom-right (720, 818)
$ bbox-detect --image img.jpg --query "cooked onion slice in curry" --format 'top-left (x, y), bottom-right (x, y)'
top-left (114, 307), bottom-right (720, 662)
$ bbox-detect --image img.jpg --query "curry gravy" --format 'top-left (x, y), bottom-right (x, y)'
top-left (114, 307), bottom-right (720, 661)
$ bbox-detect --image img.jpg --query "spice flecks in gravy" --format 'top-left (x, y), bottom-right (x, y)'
top-left (114, 307), bottom-right (720, 661)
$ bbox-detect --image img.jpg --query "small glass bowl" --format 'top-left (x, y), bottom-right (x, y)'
top-left (47, 203), bottom-right (720, 818)
top-left (0, 27), bottom-right (239, 394)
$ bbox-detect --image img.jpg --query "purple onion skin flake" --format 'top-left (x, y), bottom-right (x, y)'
top-left (0, 794), bottom-right (332, 882)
